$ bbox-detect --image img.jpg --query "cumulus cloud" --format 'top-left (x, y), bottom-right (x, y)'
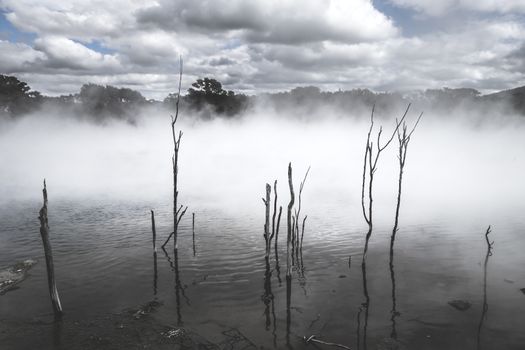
top-left (33, 36), bottom-right (121, 71)
top-left (0, 0), bottom-right (524, 98)
top-left (389, 0), bottom-right (525, 16)
top-left (0, 40), bottom-right (45, 72)
top-left (137, 0), bottom-right (399, 44)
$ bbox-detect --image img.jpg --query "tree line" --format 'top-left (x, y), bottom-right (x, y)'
top-left (1, 74), bottom-right (524, 122)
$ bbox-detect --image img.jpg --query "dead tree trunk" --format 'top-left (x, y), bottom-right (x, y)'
top-left (165, 57), bottom-right (188, 251)
top-left (300, 215), bottom-right (307, 250)
top-left (270, 180), bottom-right (278, 250)
top-left (477, 225), bottom-right (493, 348)
top-left (262, 183), bottom-right (271, 258)
top-left (286, 163), bottom-right (295, 278)
top-left (361, 105), bottom-right (408, 264)
top-left (294, 167), bottom-right (310, 264)
top-left (38, 180), bottom-right (63, 317)
top-left (391, 112), bottom-right (422, 250)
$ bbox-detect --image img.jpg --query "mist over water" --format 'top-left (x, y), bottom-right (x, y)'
top-left (1, 107), bottom-right (524, 225)
top-left (2, 106), bottom-right (525, 349)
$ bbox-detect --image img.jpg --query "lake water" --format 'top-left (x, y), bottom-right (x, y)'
top-left (1, 112), bottom-right (524, 349)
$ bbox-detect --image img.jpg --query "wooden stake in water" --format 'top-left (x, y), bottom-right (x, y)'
top-left (151, 210), bottom-right (157, 253)
top-left (192, 212), bottom-right (196, 256)
top-left (38, 179), bottom-right (63, 317)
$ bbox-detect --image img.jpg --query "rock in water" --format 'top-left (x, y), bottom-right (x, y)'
top-left (0, 260), bottom-right (37, 295)
top-left (448, 300), bottom-right (471, 311)
top-left (520, 288), bottom-right (525, 295)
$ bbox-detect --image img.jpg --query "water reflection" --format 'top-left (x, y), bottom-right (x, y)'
top-left (161, 247), bottom-right (189, 326)
top-left (53, 318), bottom-right (63, 350)
top-left (477, 226), bottom-right (494, 349)
top-left (357, 260), bottom-right (370, 350)
top-left (153, 251), bottom-right (158, 297)
top-left (286, 274), bottom-right (292, 349)
top-left (261, 257), bottom-right (277, 346)
top-left (389, 245), bottom-right (399, 340)
top-left (275, 246), bottom-right (282, 286)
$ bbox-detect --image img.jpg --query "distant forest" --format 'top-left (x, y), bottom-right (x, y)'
top-left (1, 74), bottom-right (524, 122)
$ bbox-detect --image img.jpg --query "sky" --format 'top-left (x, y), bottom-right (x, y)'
top-left (0, 0), bottom-right (524, 100)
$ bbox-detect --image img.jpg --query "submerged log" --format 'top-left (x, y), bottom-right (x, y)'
top-left (0, 260), bottom-right (37, 295)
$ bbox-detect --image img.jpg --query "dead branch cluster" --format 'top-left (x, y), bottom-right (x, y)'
top-left (361, 104), bottom-right (422, 263)
top-left (262, 163), bottom-right (310, 278)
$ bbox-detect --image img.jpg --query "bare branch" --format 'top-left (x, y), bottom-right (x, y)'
top-left (177, 206), bottom-right (188, 226)
top-left (304, 335), bottom-right (352, 350)
top-left (377, 103), bottom-right (410, 153)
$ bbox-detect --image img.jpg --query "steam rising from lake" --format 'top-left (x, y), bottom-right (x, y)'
top-left (1, 108), bottom-right (524, 226)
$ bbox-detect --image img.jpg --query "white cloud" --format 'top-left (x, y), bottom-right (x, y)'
top-left (33, 36), bottom-right (121, 71)
top-left (389, 0), bottom-right (525, 16)
top-left (138, 0), bottom-right (399, 44)
top-left (0, 0), bottom-right (524, 98)
top-left (0, 40), bottom-right (45, 72)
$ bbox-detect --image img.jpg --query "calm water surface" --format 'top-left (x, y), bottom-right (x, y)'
top-left (1, 195), bottom-right (524, 349)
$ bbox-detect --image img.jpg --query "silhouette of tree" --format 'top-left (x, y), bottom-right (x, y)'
top-left (184, 77), bottom-right (247, 117)
top-left (0, 74), bottom-right (42, 116)
top-left (78, 83), bottom-right (147, 119)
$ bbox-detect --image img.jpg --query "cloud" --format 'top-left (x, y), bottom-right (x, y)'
top-left (0, 0), bottom-right (524, 99)
top-left (137, 0), bottom-right (399, 44)
top-left (33, 36), bottom-right (121, 72)
top-left (0, 40), bottom-right (45, 73)
top-left (388, 0), bottom-right (525, 16)
top-left (1, 0), bottom-right (147, 40)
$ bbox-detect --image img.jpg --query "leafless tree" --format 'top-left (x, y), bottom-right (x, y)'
top-left (361, 105), bottom-right (408, 264)
top-left (390, 111), bottom-right (422, 247)
top-left (162, 57), bottom-right (188, 250)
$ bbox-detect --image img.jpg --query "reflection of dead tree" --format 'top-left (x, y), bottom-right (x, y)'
top-left (361, 105), bottom-right (408, 264)
top-left (153, 251), bottom-right (158, 297)
top-left (477, 225), bottom-right (494, 350)
top-left (161, 246), bottom-right (190, 326)
top-left (38, 180), bottom-right (63, 317)
top-left (261, 257), bottom-right (276, 340)
top-left (389, 250), bottom-right (398, 340)
top-left (286, 272), bottom-right (292, 349)
top-left (359, 261), bottom-right (370, 350)
top-left (162, 58), bottom-right (188, 250)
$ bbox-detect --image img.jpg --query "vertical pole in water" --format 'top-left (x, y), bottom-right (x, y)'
top-left (263, 183), bottom-right (271, 258)
top-left (38, 179), bottom-right (63, 317)
top-left (192, 212), bottom-right (196, 256)
top-left (151, 210), bottom-right (157, 253)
